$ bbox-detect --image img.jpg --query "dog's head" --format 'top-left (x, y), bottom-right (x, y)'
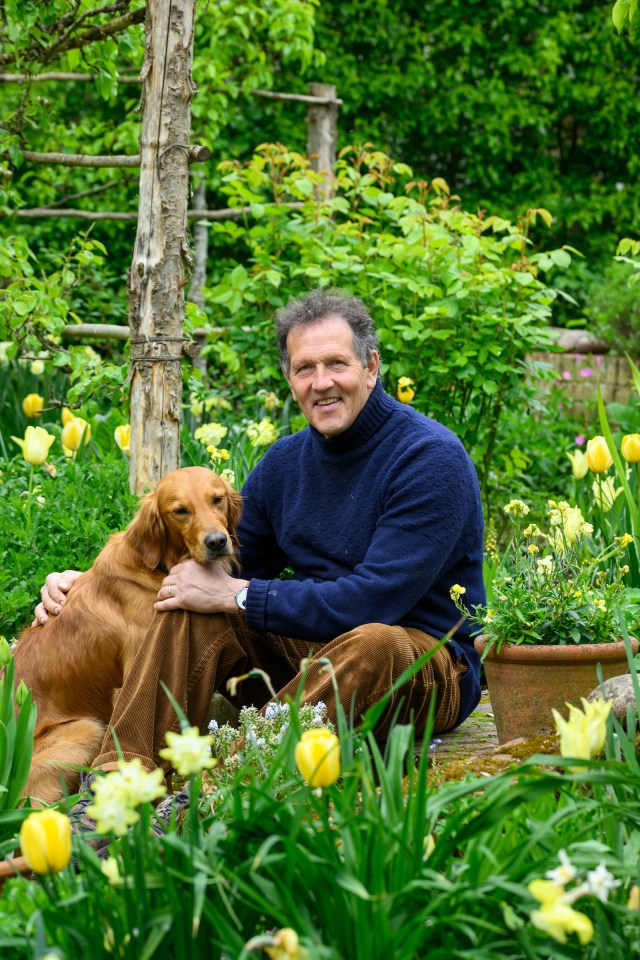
top-left (127, 466), bottom-right (243, 571)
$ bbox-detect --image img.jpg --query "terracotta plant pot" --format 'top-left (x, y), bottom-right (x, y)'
top-left (474, 636), bottom-right (639, 744)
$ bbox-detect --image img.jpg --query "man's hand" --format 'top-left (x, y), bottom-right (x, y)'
top-left (32, 569), bottom-right (83, 626)
top-left (155, 559), bottom-right (247, 615)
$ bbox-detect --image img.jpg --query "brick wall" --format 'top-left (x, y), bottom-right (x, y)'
top-left (530, 352), bottom-right (637, 414)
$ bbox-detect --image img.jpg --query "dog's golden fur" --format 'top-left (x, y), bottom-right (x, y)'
top-left (14, 466), bottom-right (242, 804)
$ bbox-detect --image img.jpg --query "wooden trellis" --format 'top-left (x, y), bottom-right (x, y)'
top-left (2, 10), bottom-right (341, 494)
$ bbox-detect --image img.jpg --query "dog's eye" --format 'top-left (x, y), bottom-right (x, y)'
top-left (173, 507), bottom-right (190, 516)
top-left (212, 496), bottom-right (224, 506)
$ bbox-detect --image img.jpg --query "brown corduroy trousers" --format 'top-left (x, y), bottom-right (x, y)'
top-left (93, 611), bottom-right (467, 775)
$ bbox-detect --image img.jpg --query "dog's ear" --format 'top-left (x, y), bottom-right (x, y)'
top-left (125, 491), bottom-right (167, 570)
top-left (224, 479), bottom-right (243, 539)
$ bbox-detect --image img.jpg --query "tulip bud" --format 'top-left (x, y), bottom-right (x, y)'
top-left (566, 449), bottom-right (589, 480)
top-left (586, 436), bottom-right (613, 473)
top-left (15, 679), bottom-right (29, 706)
top-left (397, 377), bottom-right (415, 404)
top-left (621, 434), bottom-right (640, 463)
top-left (114, 423), bottom-right (131, 456)
top-left (0, 635), bottom-right (12, 666)
top-left (295, 727), bottom-right (340, 788)
top-left (61, 417), bottom-right (91, 452)
top-left (61, 406), bottom-right (75, 426)
top-left (19, 809), bottom-right (72, 875)
top-left (11, 426), bottom-right (56, 465)
top-left (22, 393), bottom-right (44, 418)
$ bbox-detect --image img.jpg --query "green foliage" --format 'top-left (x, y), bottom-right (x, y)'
top-left (2, 701), bottom-right (640, 957)
top-left (0, 455), bottom-right (137, 638)
top-left (0, 652), bottom-right (37, 844)
top-left (458, 497), bottom-right (633, 649)
top-left (198, 143), bottom-right (575, 512)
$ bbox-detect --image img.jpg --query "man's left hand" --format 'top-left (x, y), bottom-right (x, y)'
top-left (155, 560), bottom-right (246, 615)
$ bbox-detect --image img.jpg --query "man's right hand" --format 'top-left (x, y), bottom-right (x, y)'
top-left (32, 569), bottom-right (83, 626)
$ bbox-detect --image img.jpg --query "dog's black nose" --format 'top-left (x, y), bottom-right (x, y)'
top-left (204, 531), bottom-right (228, 554)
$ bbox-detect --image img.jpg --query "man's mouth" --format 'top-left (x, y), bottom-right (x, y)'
top-left (315, 398), bottom-right (340, 408)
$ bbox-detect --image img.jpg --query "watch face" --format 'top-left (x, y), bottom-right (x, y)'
top-left (236, 587), bottom-right (248, 610)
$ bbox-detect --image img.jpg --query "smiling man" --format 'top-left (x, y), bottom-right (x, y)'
top-left (38, 288), bottom-right (485, 783)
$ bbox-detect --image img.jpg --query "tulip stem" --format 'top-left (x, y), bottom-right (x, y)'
top-left (25, 465), bottom-right (34, 533)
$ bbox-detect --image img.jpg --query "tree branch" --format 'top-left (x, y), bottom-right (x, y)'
top-left (0, 7), bottom-right (146, 67)
top-left (11, 202), bottom-right (307, 221)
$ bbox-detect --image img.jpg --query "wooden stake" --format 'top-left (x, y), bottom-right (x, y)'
top-left (127, 0), bottom-right (197, 495)
top-left (307, 82), bottom-right (338, 198)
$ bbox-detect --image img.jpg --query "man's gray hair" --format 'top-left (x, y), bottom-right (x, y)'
top-left (275, 288), bottom-right (380, 375)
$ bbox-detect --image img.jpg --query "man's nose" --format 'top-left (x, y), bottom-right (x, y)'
top-left (312, 365), bottom-right (334, 390)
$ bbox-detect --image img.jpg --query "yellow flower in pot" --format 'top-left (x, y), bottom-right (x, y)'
top-left (451, 499), bottom-right (637, 744)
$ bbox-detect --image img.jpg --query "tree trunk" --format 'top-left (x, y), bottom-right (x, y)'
top-left (127, 0), bottom-right (197, 495)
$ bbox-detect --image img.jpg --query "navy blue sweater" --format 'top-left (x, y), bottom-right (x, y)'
top-left (237, 381), bottom-right (485, 726)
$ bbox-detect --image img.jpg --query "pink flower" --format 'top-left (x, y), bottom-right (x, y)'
top-left (574, 434), bottom-right (585, 446)
top-left (580, 368), bottom-right (594, 377)
top-left (595, 355), bottom-right (602, 366)
top-left (562, 371), bottom-right (571, 380)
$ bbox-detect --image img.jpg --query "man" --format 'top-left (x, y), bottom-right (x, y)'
top-left (36, 288), bottom-right (485, 778)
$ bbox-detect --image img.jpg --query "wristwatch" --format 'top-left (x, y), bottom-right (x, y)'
top-left (235, 582), bottom-right (250, 611)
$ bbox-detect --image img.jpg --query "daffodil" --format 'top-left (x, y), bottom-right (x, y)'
top-left (246, 417), bottom-right (279, 447)
top-left (528, 878), bottom-right (594, 945)
top-left (586, 436), bottom-right (613, 473)
top-left (194, 422), bottom-right (228, 447)
top-left (295, 727), bottom-right (340, 788)
top-left (159, 725), bottom-right (215, 776)
top-left (22, 393), bottom-right (44, 418)
top-left (30, 359), bottom-right (45, 375)
top-left (503, 499), bottom-right (530, 518)
top-left (567, 448), bottom-right (589, 479)
top-left (114, 423), bottom-right (131, 456)
top-left (621, 434), bottom-right (640, 463)
top-left (61, 417), bottom-right (91, 452)
top-left (19, 809), bottom-right (72, 874)
top-left (85, 760), bottom-right (166, 835)
top-left (11, 425), bottom-right (55, 465)
top-left (552, 697), bottom-right (612, 767)
top-left (396, 376), bottom-right (415, 403)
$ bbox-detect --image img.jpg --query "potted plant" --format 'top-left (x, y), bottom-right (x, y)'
top-left (452, 498), bottom-right (638, 743)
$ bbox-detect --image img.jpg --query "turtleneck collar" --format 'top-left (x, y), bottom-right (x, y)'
top-left (308, 380), bottom-right (395, 455)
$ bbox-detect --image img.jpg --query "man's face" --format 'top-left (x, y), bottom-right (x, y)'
top-left (285, 315), bottom-right (379, 438)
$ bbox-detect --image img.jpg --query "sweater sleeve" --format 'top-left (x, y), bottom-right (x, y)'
top-left (243, 438), bottom-right (481, 644)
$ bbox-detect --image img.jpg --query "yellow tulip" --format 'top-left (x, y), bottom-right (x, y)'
top-left (61, 406), bottom-right (75, 426)
top-left (114, 423), bottom-right (131, 456)
top-left (61, 417), bottom-right (91, 451)
top-left (19, 809), bottom-right (72, 875)
top-left (621, 434), bottom-right (640, 463)
top-left (295, 728), bottom-right (340, 788)
top-left (566, 449), bottom-right (588, 480)
top-left (552, 698), bottom-right (612, 768)
top-left (397, 376), bottom-right (415, 404)
top-left (586, 436), bottom-right (613, 473)
top-left (11, 425), bottom-right (55, 465)
top-left (22, 393), bottom-right (44, 418)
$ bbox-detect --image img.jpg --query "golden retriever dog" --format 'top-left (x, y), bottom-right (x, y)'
top-left (14, 466), bottom-right (242, 804)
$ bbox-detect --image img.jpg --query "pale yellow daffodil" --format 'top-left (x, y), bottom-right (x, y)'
top-left (592, 475), bottom-right (623, 513)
